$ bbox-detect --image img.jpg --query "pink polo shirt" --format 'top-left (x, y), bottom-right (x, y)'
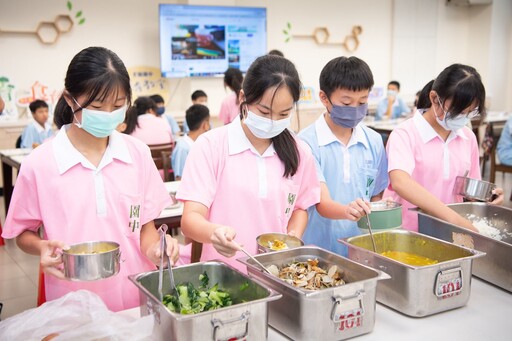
top-left (2, 125), bottom-right (171, 311)
top-left (218, 92), bottom-right (239, 125)
top-left (177, 117), bottom-right (320, 272)
top-left (385, 111), bottom-right (481, 231)
top-left (130, 113), bottom-right (174, 145)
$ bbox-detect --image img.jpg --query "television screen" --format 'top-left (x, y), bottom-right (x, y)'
top-left (159, 4), bottom-right (267, 78)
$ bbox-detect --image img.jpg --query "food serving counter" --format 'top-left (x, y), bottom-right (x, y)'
top-left (121, 277), bottom-right (510, 340)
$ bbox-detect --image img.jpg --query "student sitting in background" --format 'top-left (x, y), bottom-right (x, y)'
top-left (150, 94), bottom-right (181, 138)
top-left (376, 80), bottom-right (411, 121)
top-left (218, 68), bottom-right (243, 125)
top-left (183, 90), bottom-right (209, 134)
top-left (172, 104), bottom-right (210, 180)
top-left (123, 96), bottom-right (173, 145)
top-left (497, 115), bottom-right (512, 166)
top-left (21, 99), bottom-right (54, 149)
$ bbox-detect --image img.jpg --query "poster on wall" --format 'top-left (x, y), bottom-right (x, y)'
top-left (128, 66), bottom-right (171, 103)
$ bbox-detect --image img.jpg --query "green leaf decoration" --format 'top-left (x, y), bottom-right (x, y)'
top-left (287, 22), bottom-right (291, 30)
top-left (76, 11), bottom-right (82, 18)
top-left (67, 1), bottom-right (72, 11)
top-left (285, 37), bottom-right (290, 43)
top-left (79, 18), bottom-right (86, 25)
top-left (283, 29), bottom-right (288, 35)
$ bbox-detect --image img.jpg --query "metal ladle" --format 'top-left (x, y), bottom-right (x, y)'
top-left (237, 244), bottom-right (273, 276)
top-left (365, 214), bottom-right (378, 253)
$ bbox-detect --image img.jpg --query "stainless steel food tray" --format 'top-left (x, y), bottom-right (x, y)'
top-left (129, 261), bottom-right (281, 341)
top-left (418, 202), bottom-right (512, 292)
top-left (238, 246), bottom-right (389, 341)
top-left (339, 230), bottom-right (485, 317)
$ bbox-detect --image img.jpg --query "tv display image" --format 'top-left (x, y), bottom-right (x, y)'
top-left (159, 4), bottom-right (267, 78)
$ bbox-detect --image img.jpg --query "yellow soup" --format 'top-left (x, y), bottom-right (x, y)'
top-left (268, 239), bottom-right (288, 250)
top-left (380, 251), bottom-right (438, 266)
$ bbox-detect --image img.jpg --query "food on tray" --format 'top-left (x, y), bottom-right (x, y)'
top-left (380, 251), bottom-right (438, 266)
top-left (269, 258), bottom-right (346, 290)
top-left (466, 214), bottom-right (512, 241)
top-left (162, 271), bottom-right (233, 314)
top-left (268, 239), bottom-right (288, 250)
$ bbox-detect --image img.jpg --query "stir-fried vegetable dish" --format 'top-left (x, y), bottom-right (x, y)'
top-left (162, 271), bottom-right (233, 314)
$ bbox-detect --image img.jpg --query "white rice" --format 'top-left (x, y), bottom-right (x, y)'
top-left (466, 214), bottom-right (512, 241)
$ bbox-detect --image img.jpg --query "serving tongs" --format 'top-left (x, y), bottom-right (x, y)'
top-left (158, 224), bottom-right (179, 310)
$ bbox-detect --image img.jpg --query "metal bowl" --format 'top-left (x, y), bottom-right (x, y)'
top-left (453, 176), bottom-right (496, 202)
top-left (62, 241), bottom-right (121, 281)
top-left (357, 201), bottom-right (402, 232)
top-left (256, 233), bottom-right (304, 253)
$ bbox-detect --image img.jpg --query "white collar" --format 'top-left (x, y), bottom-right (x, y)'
top-left (53, 125), bottom-right (132, 174)
top-left (413, 110), bottom-right (468, 144)
top-left (315, 113), bottom-right (369, 148)
top-left (33, 121), bottom-right (50, 133)
top-left (227, 116), bottom-right (276, 157)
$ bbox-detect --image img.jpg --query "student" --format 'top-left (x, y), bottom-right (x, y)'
top-left (497, 116), bottom-right (512, 166)
top-left (177, 55), bottom-right (320, 272)
top-left (149, 94), bottom-right (181, 138)
top-left (268, 49), bottom-right (284, 57)
top-left (172, 104), bottom-right (210, 180)
top-left (299, 56), bottom-right (387, 255)
top-left (20, 99), bottom-right (54, 149)
top-left (218, 68), bottom-right (243, 125)
top-left (123, 96), bottom-right (174, 145)
top-left (1, 46), bottom-right (179, 312)
top-left (376, 80), bottom-right (411, 121)
top-left (385, 64), bottom-right (504, 232)
top-left (183, 90), bottom-right (209, 134)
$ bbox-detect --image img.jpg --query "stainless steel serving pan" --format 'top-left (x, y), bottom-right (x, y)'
top-left (238, 246), bottom-right (389, 341)
top-left (339, 230), bottom-right (485, 317)
top-left (418, 202), bottom-right (512, 292)
top-left (129, 261), bottom-right (281, 341)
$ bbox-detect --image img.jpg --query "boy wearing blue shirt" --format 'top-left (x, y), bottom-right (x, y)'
top-left (376, 80), bottom-right (411, 121)
top-left (171, 104), bottom-right (210, 180)
top-left (299, 56), bottom-right (388, 255)
top-left (497, 116), bottom-right (512, 165)
top-left (21, 99), bottom-right (54, 149)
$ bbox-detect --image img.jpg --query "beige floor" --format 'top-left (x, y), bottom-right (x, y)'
top-left (0, 169), bottom-right (511, 320)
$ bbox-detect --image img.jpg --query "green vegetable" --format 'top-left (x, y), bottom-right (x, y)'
top-left (239, 281), bottom-right (249, 291)
top-left (162, 272), bottom-right (232, 314)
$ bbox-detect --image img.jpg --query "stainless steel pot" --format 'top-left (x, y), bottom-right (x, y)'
top-left (62, 241), bottom-right (121, 281)
top-left (357, 201), bottom-right (402, 233)
top-left (256, 232), bottom-right (304, 253)
top-left (453, 176), bottom-right (496, 202)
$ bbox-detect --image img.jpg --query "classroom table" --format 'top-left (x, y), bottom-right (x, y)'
top-left (119, 276), bottom-right (511, 340)
top-left (155, 181), bottom-right (183, 236)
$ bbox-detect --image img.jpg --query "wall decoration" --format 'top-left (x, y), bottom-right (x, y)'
top-left (0, 77), bottom-right (18, 118)
top-left (299, 86), bottom-right (316, 104)
top-left (283, 22), bottom-right (363, 52)
top-left (128, 66), bottom-right (171, 103)
top-left (0, 1), bottom-right (85, 45)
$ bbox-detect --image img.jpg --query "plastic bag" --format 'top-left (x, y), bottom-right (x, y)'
top-left (0, 290), bottom-right (154, 340)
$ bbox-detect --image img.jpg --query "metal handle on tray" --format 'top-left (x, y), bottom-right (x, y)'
top-left (434, 267), bottom-right (464, 298)
top-left (330, 290), bottom-right (366, 323)
top-left (212, 311), bottom-right (250, 341)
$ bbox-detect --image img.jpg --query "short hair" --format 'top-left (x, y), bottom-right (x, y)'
top-left (149, 94), bottom-right (164, 105)
top-left (319, 56), bottom-right (374, 98)
top-left (388, 80), bottom-right (400, 90)
top-left (191, 90), bottom-right (207, 101)
top-left (186, 104), bottom-right (210, 131)
top-left (268, 49), bottom-right (284, 57)
top-left (29, 99), bottom-right (49, 113)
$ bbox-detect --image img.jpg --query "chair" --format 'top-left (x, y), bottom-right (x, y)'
top-left (15, 135), bottom-right (22, 148)
top-left (148, 143), bottom-right (175, 182)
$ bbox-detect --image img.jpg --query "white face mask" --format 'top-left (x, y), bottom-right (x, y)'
top-left (244, 110), bottom-right (291, 139)
top-left (433, 96), bottom-right (470, 131)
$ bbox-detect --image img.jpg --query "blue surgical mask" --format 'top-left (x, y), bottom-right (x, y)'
top-left (387, 90), bottom-right (397, 97)
top-left (329, 103), bottom-right (368, 128)
top-left (434, 96), bottom-right (470, 131)
top-left (72, 98), bottom-right (126, 138)
top-left (156, 107), bottom-right (165, 116)
top-left (244, 110), bottom-right (291, 139)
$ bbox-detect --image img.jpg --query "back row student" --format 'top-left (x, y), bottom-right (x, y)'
top-left (182, 90), bottom-right (208, 134)
top-left (21, 99), bottom-right (54, 149)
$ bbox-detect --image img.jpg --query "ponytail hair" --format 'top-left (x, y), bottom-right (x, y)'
top-left (241, 55), bottom-right (301, 178)
top-left (224, 68), bottom-right (244, 105)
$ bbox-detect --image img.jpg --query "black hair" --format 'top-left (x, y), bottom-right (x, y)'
top-left (319, 56), bottom-right (374, 98)
top-left (388, 80), bottom-right (400, 90)
top-left (416, 80), bottom-right (434, 110)
top-left (224, 68), bottom-right (243, 104)
top-left (54, 46), bottom-right (132, 129)
top-left (268, 49), bottom-right (284, 57)
top-left (149, 94), bottom-right (164, 105)
top-left (122, 96), bottom-right (157, 135)
top-left (241, 54), bottom-right (301, 178)
top-left (29, 99), bottom-right (49, 113)
top-left (418, 64), bottom-right (486, 119)
top-left (191, 90), bottom-right (207, 101)
top-left (186, 104), bottom-right (210, 131)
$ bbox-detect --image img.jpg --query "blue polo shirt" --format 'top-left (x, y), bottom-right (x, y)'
top-left (298, 114), bottom-right (389, 256)
top-left (376, 97), bottom-right (410, 121)
top-left (497, 116), bottom-right (512, 165)
top-left (20, 121), bottom-right (54, 149)
top-left (171, 135), bottom-right (194, 178)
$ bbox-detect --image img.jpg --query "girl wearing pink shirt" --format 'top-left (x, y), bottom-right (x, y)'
top-left (178, 55), bottom-right (320, 271)
top-left (2, 47), bottom-right (179, 311)
top-left (218, 67), bottom-right (243, 125)
top-left (385, 64), bottom-right (504, 232)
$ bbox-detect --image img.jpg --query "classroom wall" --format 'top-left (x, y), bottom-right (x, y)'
top-left (0, 0), bottom-right (510, 122)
